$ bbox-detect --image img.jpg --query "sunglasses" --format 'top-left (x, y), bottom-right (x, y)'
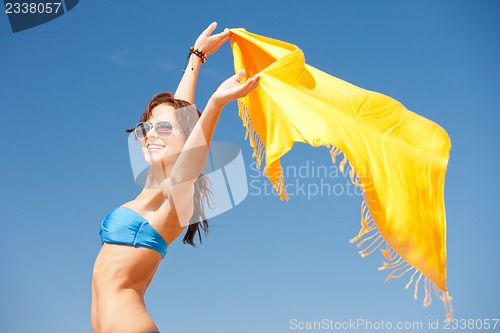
top-left (134, 121), bottom-right (175, 139)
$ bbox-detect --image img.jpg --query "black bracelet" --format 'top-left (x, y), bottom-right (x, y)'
top-left (183, 47), bottom-right (207, 73)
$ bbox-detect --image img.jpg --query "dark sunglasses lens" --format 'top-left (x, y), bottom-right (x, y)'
top-left (135, 123), bottom-right (150, 139)
top-left (155, 121), bottom-right (173, 137)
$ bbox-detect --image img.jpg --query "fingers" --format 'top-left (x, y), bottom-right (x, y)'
top-left (217, 32), bottom-right (231, 45)
top-left (234, 71), bottom-right (260, 90)
top-left (215, 28), bottom-right (231, 39)
top-left (236, 73), bottom-right (260, 97)
top-left (211, 71), bottom-right (260, 106)
top-left (209, 33), bottom-right (230, 53)
top-left (234, 69), bottom-right (246, 82)
top-left (198, 23), bottom-right (230, 55)
top-left (203, 21), bottom-right (218, 36)
top-left (242, 74), bottom-right (260, 93)
top-left (212, 28), bottom-right (230, 44)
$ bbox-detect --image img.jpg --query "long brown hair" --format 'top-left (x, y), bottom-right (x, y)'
top-left (126, 92), bottom-right (211, 246)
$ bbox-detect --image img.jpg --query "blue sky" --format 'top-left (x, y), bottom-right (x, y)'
top-left (1, 1), bottom-right (499, 332)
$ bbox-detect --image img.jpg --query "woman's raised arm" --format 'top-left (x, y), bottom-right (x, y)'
top-left (174, 22), bottom-right (230, 104)
top-left (167, 70), bottom-right (260, 227)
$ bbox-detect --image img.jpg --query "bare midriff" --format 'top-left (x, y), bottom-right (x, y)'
top-left (91, 243), bottom-right (162, 333)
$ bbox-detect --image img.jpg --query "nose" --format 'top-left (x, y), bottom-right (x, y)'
top-left (146, 126), bottom-right (159, 139)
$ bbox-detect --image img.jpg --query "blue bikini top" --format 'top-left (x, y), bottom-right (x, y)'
top-left (99, 207), bottom-right (168, 258)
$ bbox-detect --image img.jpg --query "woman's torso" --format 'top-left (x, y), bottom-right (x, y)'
top-left (91, 188), bottom-right (185, 332)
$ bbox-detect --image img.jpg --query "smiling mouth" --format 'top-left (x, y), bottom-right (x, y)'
top-left (147, 144), bottom-right (166, 150)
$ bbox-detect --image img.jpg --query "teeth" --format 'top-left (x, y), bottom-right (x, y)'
top-left (148, 145), bottom-right (165, 149)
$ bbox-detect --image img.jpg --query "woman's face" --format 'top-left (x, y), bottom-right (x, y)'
top-left (140, 103), bottom-right (185, 165)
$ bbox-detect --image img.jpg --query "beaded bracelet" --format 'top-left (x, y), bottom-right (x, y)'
top-left (189, 47), bottom-right (207, 63)
top-left (183, 47), bottom-right (207, 73)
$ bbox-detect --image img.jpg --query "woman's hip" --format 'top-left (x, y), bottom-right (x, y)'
top-left (92, 289), bottom-right (158, 333)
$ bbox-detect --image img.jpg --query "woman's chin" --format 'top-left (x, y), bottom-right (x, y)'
top-left (142, 147), bottom-right (165, 162)
top-left (142, 149), bottom-right (178, 166)
top-left (144, 155), bottom-right (164, 165)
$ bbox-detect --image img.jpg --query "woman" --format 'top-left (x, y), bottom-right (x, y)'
top-left (91, 23), bottom-right (260, 333)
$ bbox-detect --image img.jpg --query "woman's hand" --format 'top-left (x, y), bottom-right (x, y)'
top-left (210, 70), bottom-right (260, 108)
top-left (194, 22), bottom-right (230, 55)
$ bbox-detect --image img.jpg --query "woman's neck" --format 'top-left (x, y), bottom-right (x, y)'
top-left (145, 160), bottom-right (173, 188)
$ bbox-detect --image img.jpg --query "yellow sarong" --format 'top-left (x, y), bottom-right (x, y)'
top-left (230, 28), bottom-right (452, 320)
